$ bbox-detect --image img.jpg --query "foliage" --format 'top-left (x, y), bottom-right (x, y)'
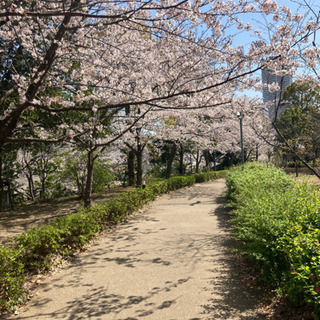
top-left (0, 247), bottom-right (26, 312)
top-left (92, 160), bottom-right (115, 193)
top-left (194, 170), bottom-right (226, 183)
top-left (0, 143), bottom-right (22, 209)
top-left (276, 81), bottom-right (320, 167)
top-left (286, 161), bottom-right (304, 168)
top-left (165, 175), bottom-right (195, 190)
top-left (276, 107), bottom-right (307, 147)
top-left (58, 151), bottom-right (114, 196)
top-left (226, 163), bottom-right (320, 312)
top-left (18, 143), bottom-right (61, 201)
top-left (17, 225), bottom-right (64, 273)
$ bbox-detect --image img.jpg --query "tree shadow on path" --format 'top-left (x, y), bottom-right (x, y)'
top-left (11, 279), bottom-right (192, 320)
top-left (202, 195), bottom-right (266, 320)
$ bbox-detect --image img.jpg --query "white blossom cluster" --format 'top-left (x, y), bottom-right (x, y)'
top-left (0, 0), bottom-right (319, 162)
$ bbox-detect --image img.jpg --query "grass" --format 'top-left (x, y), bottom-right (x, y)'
top-left (295, 175), bottom-right (320, 190)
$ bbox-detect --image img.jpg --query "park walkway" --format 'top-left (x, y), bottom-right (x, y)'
top-left (7, 179), bottom-right (266, 320)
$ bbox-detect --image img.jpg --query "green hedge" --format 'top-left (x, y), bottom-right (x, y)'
top-left (194, 170), bottom-right (225, 183)
top-left (0, 171), bottom-right (226, 313)
top-left (0, 247), bottom-right (26, 313)
top-left (226, 163), bottom-right (320, 312)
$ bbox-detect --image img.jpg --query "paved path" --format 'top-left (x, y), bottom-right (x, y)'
top-left (7, 179), bottom-right (265, 320)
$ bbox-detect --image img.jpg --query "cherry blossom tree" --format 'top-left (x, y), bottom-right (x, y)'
top-left (1, 0), bottom-right (320, 204)
top-left (157, 95), bottom-right (267, 170)
top-left (2, 0), bottom-right (311, 145)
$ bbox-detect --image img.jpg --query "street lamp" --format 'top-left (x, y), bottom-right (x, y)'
top-left (237, 112), bottom-right (245, 169)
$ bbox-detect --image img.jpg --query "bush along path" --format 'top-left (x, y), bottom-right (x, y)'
top-left (0, 171), bottom-right (226, 315)
top-left (0, 190), bottom-right (127, 246)
top-left (226, 163), bottom-right (320, 319)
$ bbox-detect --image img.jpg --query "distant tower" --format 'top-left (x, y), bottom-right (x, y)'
top-left (261, 68), bottom-right (292, 121)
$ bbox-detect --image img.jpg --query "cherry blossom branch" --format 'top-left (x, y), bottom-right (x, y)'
top-left (0, 1), bottom-right (189, 19)
top-left (0, 0), bottom-right (81, 146)
top-left (94, 106), bottom-right (153, 152)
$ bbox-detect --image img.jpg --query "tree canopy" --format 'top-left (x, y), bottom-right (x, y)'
top-left (275, 81), bottom-right (320, 172)
top-left (1, 0), bottom-right (320, 205)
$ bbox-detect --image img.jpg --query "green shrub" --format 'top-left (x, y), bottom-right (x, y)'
top-left (52, 211), bottom-right (101, 251)
top-left (0, 246), bottom-right (26, 312)
top-left (149, 180), bottom-right (169, 195)
top-left (16, 225), bottom-right (63, 273)
top-left (226, 163), bottom-right (320, 312)
top-left (92, 160), bottom-right (115, 193)
top-left (194, 171), bottom-right (226, 183)
top-left (166, 176), bottom-right (196, 191)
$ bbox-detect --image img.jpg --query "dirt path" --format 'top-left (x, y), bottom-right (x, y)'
top-left (5, 179), bottom-right (266, 320)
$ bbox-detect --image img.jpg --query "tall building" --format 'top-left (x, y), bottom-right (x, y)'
top-left (261, 68), bottom-right (292, 121)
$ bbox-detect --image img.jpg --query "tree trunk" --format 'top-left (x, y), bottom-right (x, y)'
top-left (41, 177), bottom-right (46, 199)
top-left (125, 106), bottom-right (136, 186)
top-left (195, 149), bottom-right (200, 173)
top-left (0, 147), bottom-right (3, 211)
top-left (267, 151), bottom-right (272, 167)
top-left (76, 175), bottom-right (82, 195)
top-left (213, 151), bottom-right (217, 171)
top-left (128, 150), bottom-right (136, 186)
top-left (189, 155), bottom-right (193, 173)
top-left (26, 172), bottom-right (36, 202)
top-left (203, 150), bottom-right (210, 168)
top-left (245, 149), bottom-right (252, 162)
top-left (178, 144), bottom-right (184, 175)
top-left (136, 149), bottom-right (143, 186)
top-left (7, 180), bottom-right (13, 210)
top-left (40, 157), bottom-right (48, 199)
top-left (165, 143), bottom-right (177, 179)
top-left (83, 150), bottom-right (94, 207)
top-left (134, 128), bottom-right (144, 187)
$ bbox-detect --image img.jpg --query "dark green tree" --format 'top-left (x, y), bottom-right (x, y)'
top-left (274, 81), bottom-right (320, 177)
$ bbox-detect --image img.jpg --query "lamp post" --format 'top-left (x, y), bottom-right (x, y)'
top-left (237, 112), bottom-right (245, 169)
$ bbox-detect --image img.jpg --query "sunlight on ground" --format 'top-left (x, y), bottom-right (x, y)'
top-left (295, 175), bottom-right (320, 190)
